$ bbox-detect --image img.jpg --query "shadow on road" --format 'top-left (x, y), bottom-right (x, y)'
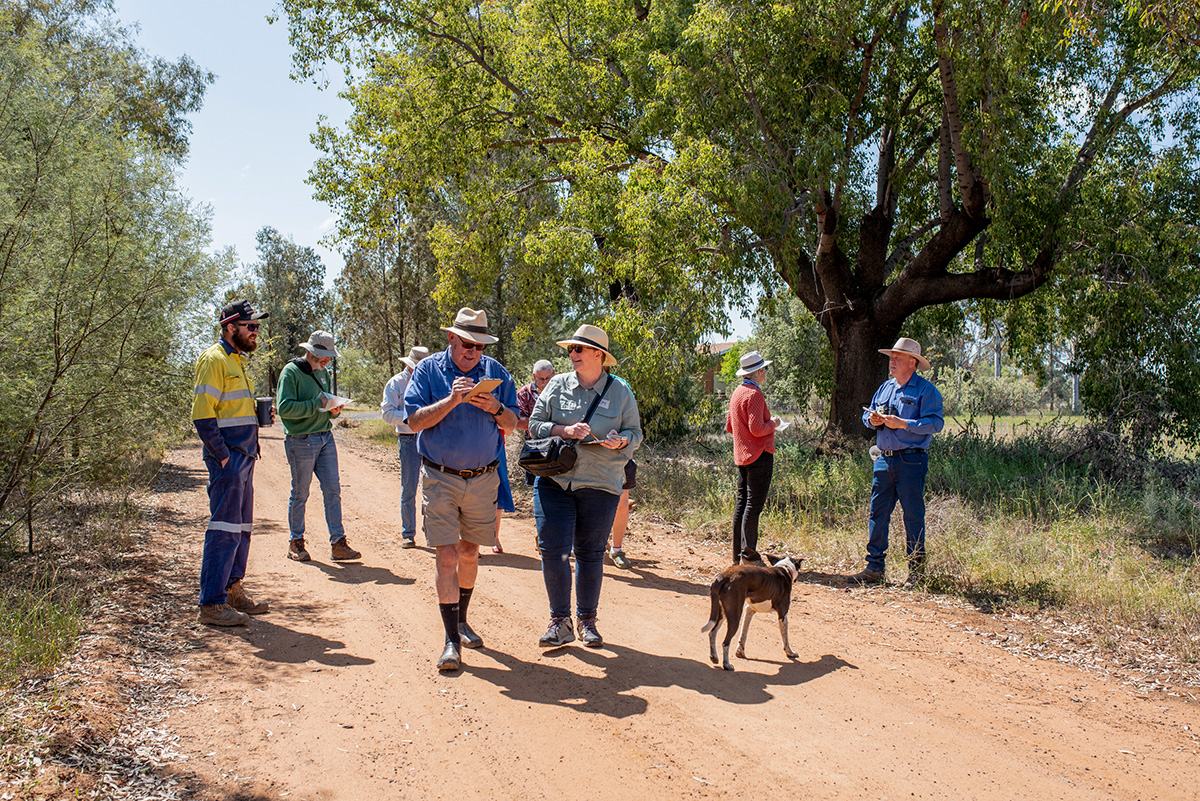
top-left (464, 642), bottom-right (855, 718)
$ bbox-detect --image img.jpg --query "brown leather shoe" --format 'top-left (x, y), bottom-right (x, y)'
top-left (331, 537), bottom-right (361, 561)
top-left (847, 568), bottom-right (885, 586)
top-left (287, 538), bottom-right (311, 562)
top-left (197, 603), bottom-right (249, 627)
top-left (226, 580), bottom-right (269, 614)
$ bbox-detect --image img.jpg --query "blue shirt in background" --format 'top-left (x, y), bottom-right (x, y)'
top-left (403, 347), bottom-right (518, 470)
top-left (862, 373), bottom-right (944, 451)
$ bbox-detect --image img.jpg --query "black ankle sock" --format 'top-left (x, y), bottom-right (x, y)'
top-left (458, 587), bottom-right (474, 624)
top-left (440, 602), bottom-right (461, 644)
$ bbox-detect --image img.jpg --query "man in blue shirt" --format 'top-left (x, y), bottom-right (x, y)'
top-left (403, 308), bottom-right (518, 671)
top-left (850, 337), bottom-right (944, 588)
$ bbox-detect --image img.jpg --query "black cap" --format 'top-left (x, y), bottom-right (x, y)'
top-left (219, 299), bottom-right (269, 325)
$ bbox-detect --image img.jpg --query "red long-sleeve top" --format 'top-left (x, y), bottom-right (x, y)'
top-left (726, 380), bottom-right (776, 466)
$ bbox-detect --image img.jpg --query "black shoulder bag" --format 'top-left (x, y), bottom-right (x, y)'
top-left (518, 375), bottom-right (613, 477)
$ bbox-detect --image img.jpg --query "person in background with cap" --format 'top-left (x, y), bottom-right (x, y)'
top-left (191, 299), bottom-right (273, 627)
top-left (403, 308), bottom-right (518, 672)
top-left (529, 324), bottom-right (642, 649)
top-left (381, 345), bottom-right (431, 549)
top-left (276, 330), bottom-right (362, 564)
top-left (849, 337), bottom-right (944, 587)
top-left (725, 350), bottom-right (782, 566)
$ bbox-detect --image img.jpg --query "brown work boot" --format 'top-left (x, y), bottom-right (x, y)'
top-left (847, 567), bottom-right (885, 586)
top-left (287, 538), bottom-right (311, 562)
top-left (226, 580), bottom-right (269, 614)
top-left (331, 537), bottom-right (361, 561)
top-left (197, 603), bottom-right (249, 627)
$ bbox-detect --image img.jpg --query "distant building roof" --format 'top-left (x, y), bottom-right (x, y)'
top-left (699, 341), bottom-right (738, 356)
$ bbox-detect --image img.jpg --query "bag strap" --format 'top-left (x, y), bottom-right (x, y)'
top-left (581, 374), bottom-right (614, 425)
top-left (291, 357), bottom-right (329, 397)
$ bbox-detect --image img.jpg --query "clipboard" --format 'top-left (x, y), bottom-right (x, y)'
top-left (463, 378), bottom-right (502, 400)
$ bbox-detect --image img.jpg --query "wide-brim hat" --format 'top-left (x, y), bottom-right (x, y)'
top-left (556, 324), bottom-right (617, 367)
top-left (878, 337), bottom-right (930, 371)
top-left (400, 345), bottom-right (430, 370)
top-left (736, 350), bottom-right (772, 377)
top-left (219, 298), bottom-right (268, 325)
top-left (299, 330), bottom-right (338, 359)
top-left (440, 307), bottom-right (498, 344)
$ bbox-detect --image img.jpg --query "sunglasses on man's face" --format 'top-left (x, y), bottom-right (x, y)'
top-left (237, 323), bottom-right (260, 332)
top-left (457, 337), bottom-right (485, 352)
top-left (566, 344), bottom-right (593, 354)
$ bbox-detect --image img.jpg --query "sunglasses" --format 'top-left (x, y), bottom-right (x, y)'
top-left (566, 344), bottom-right (593, 354)
top-left (236, 323), bottom-right (260, 332)
top-left (456, 337), bottom-right (485, 351)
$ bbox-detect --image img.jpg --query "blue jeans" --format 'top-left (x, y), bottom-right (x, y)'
top-left (866, 451), bottom-right (929, 572)
top-left (398, 434), bottom-right (419, 539)
top-left (284, 431), bottom-right (344, 543)
top-left (534, 479), bottom-right (620, 619)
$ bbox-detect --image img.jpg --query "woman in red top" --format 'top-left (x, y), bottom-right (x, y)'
top-left (725, 351), bottom-right (781, 565)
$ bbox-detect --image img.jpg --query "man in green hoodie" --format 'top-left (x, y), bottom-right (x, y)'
top-left (276, 330), bottom-right (362, 563)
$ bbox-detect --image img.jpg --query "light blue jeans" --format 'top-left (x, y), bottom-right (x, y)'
top-left (398, 433), bottom-right (419, 540)
top-left (284, 431), bottom-right (344, 543)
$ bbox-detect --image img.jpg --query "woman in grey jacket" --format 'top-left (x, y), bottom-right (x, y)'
top-left (528, 325), bottom-right (642, 648)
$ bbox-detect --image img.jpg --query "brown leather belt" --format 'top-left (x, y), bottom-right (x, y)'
top-left (422, 456), bottom-right (499, 479)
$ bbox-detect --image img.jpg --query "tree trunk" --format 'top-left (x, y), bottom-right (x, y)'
top-left (824, 318), bottom-right (897, 441)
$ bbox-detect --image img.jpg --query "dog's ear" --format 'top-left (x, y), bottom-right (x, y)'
top-left (763, 554), bottom-right (782, 566)
top-left (792, 556), bottom-right (805, 569)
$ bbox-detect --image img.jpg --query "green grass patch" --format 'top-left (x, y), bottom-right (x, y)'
top-left (636, 421), bottom-right (1200, 663)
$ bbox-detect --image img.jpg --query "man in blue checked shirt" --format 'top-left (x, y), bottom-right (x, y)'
top-left (403, 308), bottom-right (518, 672)
top-left (849, 337), bottom-right (944, 588)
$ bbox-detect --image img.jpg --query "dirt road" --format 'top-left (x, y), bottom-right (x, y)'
top-left (142, 427), bottom-right (1197, 800)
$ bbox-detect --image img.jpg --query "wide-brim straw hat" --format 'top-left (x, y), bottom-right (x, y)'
top-left (556, 324), bottom-right (618, 367)
top-left (299, 330), bottom-right (338, 359)
top-left (878, 337), bottom-right (930, 371)
top-left (735, 350), bottom-right (772, 377)
top-left (400, 346), bottom-right (430, 370)
top-left (440, 307), bottom-right (498, 344)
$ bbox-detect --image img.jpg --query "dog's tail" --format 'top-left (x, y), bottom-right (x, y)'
top-left (700, 577), bottom-right (725, 632)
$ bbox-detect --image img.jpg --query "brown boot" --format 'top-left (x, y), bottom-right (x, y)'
top-left (331, 537), bottom-right (361, 561)
top-left (287, 538), bottom-right (311, 562)
top-left (847, 568), bottom-right (885, 586)
top-left (226, 580), bottom-right (269, 614)
top-left (197, 603), bottom-right (249, 627)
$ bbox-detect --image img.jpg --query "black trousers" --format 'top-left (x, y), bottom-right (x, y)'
top-left (732, 451), bottom-right (773, 563)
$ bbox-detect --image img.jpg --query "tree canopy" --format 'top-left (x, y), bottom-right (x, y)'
top-left (276, 0), bottom-right (1200, 445)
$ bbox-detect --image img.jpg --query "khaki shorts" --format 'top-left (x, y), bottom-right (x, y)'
top-left (421, 465), bottom-right (499, 548)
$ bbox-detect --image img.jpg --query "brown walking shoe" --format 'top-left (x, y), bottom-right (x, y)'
top-left (331, 537), bottom-right (361, 561)
top-left (287, 538), bottom-right (311, 562)
top-left (197, 603), bottom-right (249, 627)
top-left (847, 568), bottom-right (885, 586)
top-left (226, 580), bottom-right (269, 614)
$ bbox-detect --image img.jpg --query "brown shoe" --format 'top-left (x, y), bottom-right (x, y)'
top-left (197, 603), bottom-right (249, 627)
top-left (848, 568), bottom-right (885, 586)
top-left (287, 538), bottom-right (311, 562)
top-left (226, 580), bottom-right (269, 614)
top-left (331, 537), bottom-right (361, 561)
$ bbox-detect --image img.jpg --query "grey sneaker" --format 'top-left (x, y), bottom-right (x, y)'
top-left (577, 616), bottom-right (603, 647)
top-left (538, 616), bottom-right (575, 647)
top-left (608, 550), bottom-right (632, 569)
top-left (400, 536), bottom-right (417, 549)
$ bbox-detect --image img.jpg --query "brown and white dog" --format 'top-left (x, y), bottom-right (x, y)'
top-left (701, 555), bottom-right (803, 671)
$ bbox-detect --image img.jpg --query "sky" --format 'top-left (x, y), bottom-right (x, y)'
top-left (110, 1), bottom-right (349, 281)
top-left (110, 1), bottom-right (753, 339)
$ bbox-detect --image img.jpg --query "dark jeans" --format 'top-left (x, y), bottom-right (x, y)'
top-left (866, 450), bottom-right (929, 571)
top-left (733, 451), bottom-right (773, 563)
top-left (534, 479), bottom-right (621, 619)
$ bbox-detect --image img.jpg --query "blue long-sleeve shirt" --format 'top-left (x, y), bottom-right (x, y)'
top-left (862, 374), bottom-right (944, 451)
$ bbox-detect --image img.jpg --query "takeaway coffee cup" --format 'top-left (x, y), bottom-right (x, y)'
top-left (255, 397), bottom-right (274, 427)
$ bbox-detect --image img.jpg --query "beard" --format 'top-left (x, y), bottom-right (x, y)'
top-left (231, 326), bottom-right (258, 353)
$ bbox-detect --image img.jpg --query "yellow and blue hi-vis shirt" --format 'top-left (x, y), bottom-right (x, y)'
top-left (191, 339), bottom-right (260, 463)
